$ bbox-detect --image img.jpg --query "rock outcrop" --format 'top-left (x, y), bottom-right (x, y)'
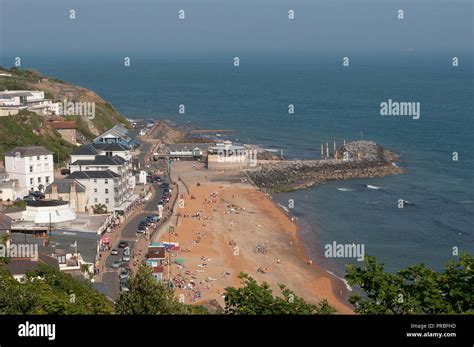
top-left (247, 141), bottom-right (405, 192)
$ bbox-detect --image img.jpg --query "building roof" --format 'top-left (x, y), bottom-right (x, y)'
top-left (0, 91), bottom-right (37, 98)
top-left (27, 199), bottom-right (70, 207)
top-left (71, 155), bottom-right (126, 166)
top-left (44, 179), bottom-right (86, 194)
top-left (91, 142), bottom-right (131, 152)
top-left (10, 230), bottom-right (100, 264)
top-left (50, 121), bottom-right (77, 130)
top-left (94, 124), bottom-right (135, 143)
top-left (5, 253), bottom-right (60, 276)
top-left (67, 170), bottom-right (120, 180)
top-left (0, 213), bottom-right (12, 231)
top-left (70, 144), bottom-right (99, 156)
top-left (152, 266), bottom-right (164, 274)
top-left (168, 143), bottom-right (213, 152)
top-left (5, 146), bottom-right (52, 158)
top-left (146, 246), bottom-right (166, 259)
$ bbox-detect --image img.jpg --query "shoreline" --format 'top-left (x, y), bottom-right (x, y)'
top-left (267, 191), bottom-right (353, 305)
top-left (156, 160), bottom-right (354, 313)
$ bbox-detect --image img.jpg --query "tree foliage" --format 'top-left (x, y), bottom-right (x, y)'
top-left (115, 264), bottom-right (193, 314)
top-left (0, 265), bottom-right (113, 314)
top-left (223, 272), bottom-right (335, 315)
top-left (345, 253), bottom-right (473, 314)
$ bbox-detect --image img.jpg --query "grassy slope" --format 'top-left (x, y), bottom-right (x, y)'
top-left (0, 111), bottom-right (75, 165)
top-left (0, 66), bottom-right (131, 163)
top-left (0, 66), bottom-right (130, 140)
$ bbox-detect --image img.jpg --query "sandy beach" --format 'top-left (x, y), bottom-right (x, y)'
top-left (154, 161), bottom-right (353, 313)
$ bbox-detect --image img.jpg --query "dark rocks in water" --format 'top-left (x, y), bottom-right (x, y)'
top-left (247, 141), bottom-right (405, 193)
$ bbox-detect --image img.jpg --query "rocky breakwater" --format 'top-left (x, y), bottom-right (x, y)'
top-left (247, 141), bottom-right (405, 192)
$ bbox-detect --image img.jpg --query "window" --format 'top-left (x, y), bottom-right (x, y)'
top-left (46, 176), bottom-right (50, 184)
top-left (38, 177), bottom-right (41, 183)
top-left (37, 156), bottom-right (40, 160)
top-left (104, 179), bottom-right (108, 184)
top-left (45, 163), bottom-right (49, 169)
top-left (93, 179), bottom-right (97, 183)
top-left (29, 166), bottom-right (33, 173)
top-left (44, 156), bottom-right (48, 160)
top-left (105, 198), bottom-right (109, 204)
top-left (105, 189), bottom-right (109, 194)
top-left (30, 178), bottom-right (34, 184)
top-left (94, 188), bottom-right (97, 193)
top-left (94, 198), bottom-right (98, 203)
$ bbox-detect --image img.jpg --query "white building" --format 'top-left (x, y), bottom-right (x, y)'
top-left (66, 170), bottom-right (123, 213)
top-left (69, 143), bottom-right (135, 197)
top-left (0, 90), bottom-right (58, 116)
top-left (21, 200), bottom-right (76, 224)
top-left (4, 146), bottom-right (54, 194)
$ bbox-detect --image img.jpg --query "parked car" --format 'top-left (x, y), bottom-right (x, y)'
top-left (122, 254), bottom-right (131, 262)
top-left (111, 248), bottom-right (119, 255)
top-left (120, 280), bottom-right (129, 292)
top-left (118, 241), bottom-right (128, 248)
top-left (111, 260), bottom-right (121, 268)
top-left (148, 215), bottom-right (160, 222)
top-left (151, 176), bottom-right (161, 183)
top-left (119, 269), bottom-right (129, 280)
top-left (138, 221), bottom-right (149, 229)
top-left (145, 215), bottom-right (158, 223)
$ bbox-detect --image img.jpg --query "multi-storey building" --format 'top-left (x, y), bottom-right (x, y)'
top-left (4, 146), bottom-right (54, 193)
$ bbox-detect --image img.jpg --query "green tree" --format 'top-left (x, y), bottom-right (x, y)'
top-left (223, 272), bottom-right (335, 314)
top-left (92, 203), bottom-right (107, 214)
top-left (115, 264), bottom-right (193, 314)
top-left (0, 265), bottom-right (113, 314)
top-left (345, 253), bottom-right (473, 314)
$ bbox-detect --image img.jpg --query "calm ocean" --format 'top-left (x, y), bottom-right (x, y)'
top-left (3, 52), bottom-right (473, 276)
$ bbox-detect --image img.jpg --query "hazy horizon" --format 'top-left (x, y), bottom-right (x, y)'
top-left (1, 0), bottom-right (472, 58)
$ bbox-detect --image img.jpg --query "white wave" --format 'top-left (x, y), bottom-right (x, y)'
top-left (264, 148), bottom-right (279, 153)
top-left (459, 200), bottom-right (473, 204)
top-left (326, 270), bottom-right (353, 291)
top-left (366, 185), bottom-right (381, 190)
top-left (277, 203), bottom-right (290, 213)
top-left (337, 187), bottom-right (353, 192)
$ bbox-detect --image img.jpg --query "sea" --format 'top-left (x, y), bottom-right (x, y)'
top-left (2, 51), bottom-right (473, 279)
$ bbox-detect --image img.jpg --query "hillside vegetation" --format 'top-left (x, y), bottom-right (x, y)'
top-left (0, 66), bottom-right (131, 164)
top-left (0, 111), bottom-right (75, 164)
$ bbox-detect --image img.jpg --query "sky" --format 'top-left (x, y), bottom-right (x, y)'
top-left (0, 0), bottom-right (472, 57)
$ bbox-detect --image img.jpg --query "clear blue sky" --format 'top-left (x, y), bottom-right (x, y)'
top-left (0, 0), bottom-right (472, 55)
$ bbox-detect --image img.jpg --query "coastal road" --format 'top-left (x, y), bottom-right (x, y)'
top-left (102, 240), bottom-right (135, 300)
top-left (102, 272), bottom-right (119, 301)
top-left (104, 241), bottom-right (136, 268)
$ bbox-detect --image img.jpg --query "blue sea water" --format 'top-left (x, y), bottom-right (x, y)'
top-left (3, 52), bottom-right (473, 275)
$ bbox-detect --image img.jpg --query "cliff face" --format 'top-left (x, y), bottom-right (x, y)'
top-left (247, 141), bottom-right (405, 192)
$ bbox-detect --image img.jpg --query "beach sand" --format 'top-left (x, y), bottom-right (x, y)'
top-left (155, 161), bottom-right (353, 314)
